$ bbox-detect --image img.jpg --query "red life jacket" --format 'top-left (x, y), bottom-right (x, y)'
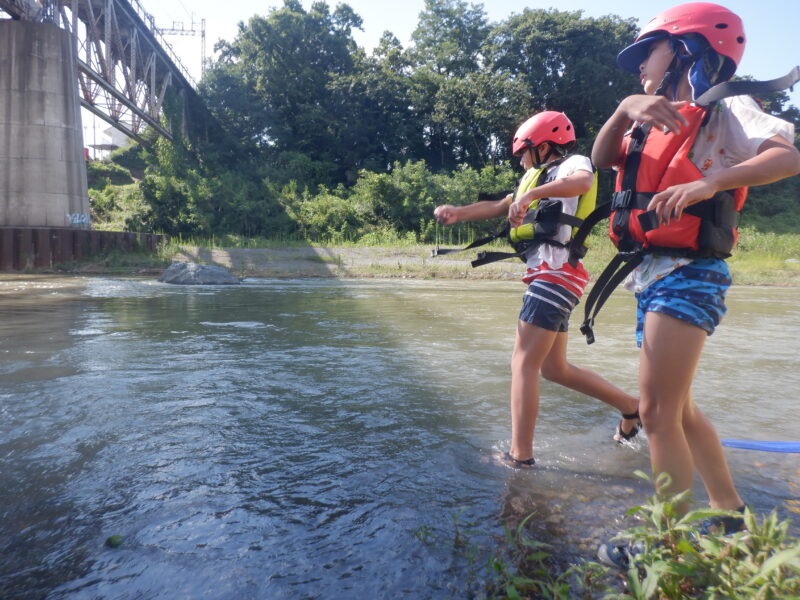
top-left (572, 67), bottom-right (800, 345)
top-left (608, 103), bottom-right (746, 257)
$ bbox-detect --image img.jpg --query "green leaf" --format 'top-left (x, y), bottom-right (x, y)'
top-left (526, 551), bottom-right (550, 561)
top-left (505, 583), bottom-right (521, 599)
top-left (675, 538), bottom-right (697, 554)
top-left (680, 508), bottom-right (732, 525)
top-left (747, 546), bottom-right (800, 585)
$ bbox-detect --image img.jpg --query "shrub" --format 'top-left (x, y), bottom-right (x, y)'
top-left (86, 161), bottom-right (134, 189)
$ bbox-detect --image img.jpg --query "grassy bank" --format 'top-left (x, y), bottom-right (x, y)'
top-left (34, 227), bottom-right (800, 286)
top-left (168, 227), bottom-right (800, 286)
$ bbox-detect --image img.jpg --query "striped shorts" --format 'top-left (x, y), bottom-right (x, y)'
top-left (519, 279), bottom-right (581, 332)
top-left (635, 258), bottom-right (731, 347)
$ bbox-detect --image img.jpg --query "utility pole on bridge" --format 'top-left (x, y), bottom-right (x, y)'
top-left (160, 15), bottom-right (206, 77)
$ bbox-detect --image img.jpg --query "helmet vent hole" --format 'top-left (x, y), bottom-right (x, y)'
top-left (552, 126), bottom-right (559, 132)
top-left (566, 125), bottom-right (572, 131)
top-left (715, 23), bottom-right (728, 29)
top-left (737, 36), bottom-right (744, 43)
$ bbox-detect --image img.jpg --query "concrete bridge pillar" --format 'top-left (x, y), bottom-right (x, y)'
top-left (0, 20), bottom-right (90, 228)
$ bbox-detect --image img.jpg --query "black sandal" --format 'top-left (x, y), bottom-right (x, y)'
top-left (502, 451), bottom-right (536, 468)
top-left (699, 505), bottom-right (748, 535)
top-left (615, 410), bottom-right (641, 443)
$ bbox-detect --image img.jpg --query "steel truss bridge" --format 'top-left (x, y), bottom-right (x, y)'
top-left (0, 0), bottom-right (205, 145)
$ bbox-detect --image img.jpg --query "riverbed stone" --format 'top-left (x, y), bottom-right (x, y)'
top-left (158, 262), bottom-right (240, 285)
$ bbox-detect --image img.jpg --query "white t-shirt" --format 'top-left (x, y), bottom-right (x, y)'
top-left (524, 153), bottom-right (593, 271)
top-left (624, 95), bottom-right (796, 293)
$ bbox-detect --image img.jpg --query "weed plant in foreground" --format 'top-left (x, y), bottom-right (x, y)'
top-left (482, 472), bottom-right (800, 599)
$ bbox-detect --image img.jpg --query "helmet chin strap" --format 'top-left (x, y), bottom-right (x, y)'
top-left (655, 54), bottom-right (686, 100)
top-left (654, 38), bottom-right (698, 100)
top-left (532, 144), bottom-right (556, 168)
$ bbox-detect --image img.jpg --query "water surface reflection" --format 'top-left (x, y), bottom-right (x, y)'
top-left (0, 277), bottom-right (797, 598)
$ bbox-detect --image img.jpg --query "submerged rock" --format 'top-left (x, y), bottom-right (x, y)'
top-left (158, 262), bottom-right (240, 285)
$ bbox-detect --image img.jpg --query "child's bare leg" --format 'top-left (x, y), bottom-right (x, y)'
top-left (509, 321), bottom-right (558, 461)
top-left (639, 312), bottom-right (704, 505)
top-left (682, 397), bottom-right (744, 510)
top-left (541, 333), bottom-right (639, 431)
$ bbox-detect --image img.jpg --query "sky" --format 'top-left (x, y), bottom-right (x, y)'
top-left (85, 0), bottom-right (799, 147)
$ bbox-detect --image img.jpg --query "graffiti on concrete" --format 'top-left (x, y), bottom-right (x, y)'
top-left (67, 213), bottom-right (92, 226)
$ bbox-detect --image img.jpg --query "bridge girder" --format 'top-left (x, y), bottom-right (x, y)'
top-left (1, 0), bottom-right (201, 145)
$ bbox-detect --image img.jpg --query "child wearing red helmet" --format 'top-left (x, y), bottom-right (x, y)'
top-left (591, 2), bottom-right (800, 568)
top-left (434, 111), bottom-right (641, 467)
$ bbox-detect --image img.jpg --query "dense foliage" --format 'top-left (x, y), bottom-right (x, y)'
top-left (87, 0), bottom-right (800, 240)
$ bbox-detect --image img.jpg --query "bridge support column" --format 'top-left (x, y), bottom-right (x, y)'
top-left (0, 20), bottom-right (90, 229)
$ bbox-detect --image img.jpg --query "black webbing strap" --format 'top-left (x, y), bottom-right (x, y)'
top-left (580, 251), bottom-right (646, 345)
top-left (695, 66), bottom-right (800, 106)
top-left (557, 213), bottom-right (585, 229)
top-left (471, 250), bottom-right (525, 267)
top-left (620, 124), bottom-right (651, 192)
top-left (431, 225), bottom-right (508, 257)
top-left (471, 238), bottom-right (572, 268)
top-left (568, 202), bottom-right (612, 267)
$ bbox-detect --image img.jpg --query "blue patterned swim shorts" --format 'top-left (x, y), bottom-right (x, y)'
top-left (635, 258), bottom-right (731, 347)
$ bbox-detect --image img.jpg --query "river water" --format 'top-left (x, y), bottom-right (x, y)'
top-left (1, 276), bottom-right (798, 599)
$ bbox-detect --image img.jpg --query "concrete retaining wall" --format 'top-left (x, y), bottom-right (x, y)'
top-left (0, 228), bottom-right (167, 270)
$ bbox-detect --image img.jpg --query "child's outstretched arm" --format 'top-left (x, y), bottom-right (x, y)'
top-left (592, 95), bottom-right (690, 168)
top-left (648, 135), bottom-right (800, 225)
top-left (433, 196), bottom-right (512, 225)
top-left (508, 170), bottom-right (594, 228)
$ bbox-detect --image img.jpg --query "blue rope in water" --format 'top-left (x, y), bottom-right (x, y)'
top-left (721, 439), bottom-right (800, 453)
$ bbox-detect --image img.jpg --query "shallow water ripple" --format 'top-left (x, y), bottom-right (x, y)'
top-left (0, 278), bottom-right (797, 598)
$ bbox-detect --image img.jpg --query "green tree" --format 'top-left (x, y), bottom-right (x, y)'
top-left (410, 0), bottom-right (489, 77)
top-left (200, 0), bottom-right (365, 185)
top-left (485, 9), bottom-right (641, 148)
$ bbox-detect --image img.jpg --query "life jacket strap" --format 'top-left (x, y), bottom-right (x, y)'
top-left (430, 223), bottom-right (510, 257)
top-left (553, 212), bottom-right (584, 229)
top-left (695, 66), bottom-right (800, 107)
top-left (471, 250), bottom-right (525, 267)
top-left (568, 202), bottom-right (612, 267)
top-left (580, 251), bottom-right (646, 345)
top-left (471, 239), bottom-right (570, 268)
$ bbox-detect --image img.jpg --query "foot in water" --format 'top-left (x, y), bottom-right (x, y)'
top-left (500, 451), bottom-right (536, 468)
top-left (614, 410), bottom-right (641, 444)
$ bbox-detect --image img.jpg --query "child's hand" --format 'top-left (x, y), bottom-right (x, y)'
top-left (508, 197), bottom-right (531, 228)
top-left (648, 179), bottom-right (717, 225)
top-left (619, 95), bottom-right (690, 135)
top-left (433, 205), bottom-right (459, 225)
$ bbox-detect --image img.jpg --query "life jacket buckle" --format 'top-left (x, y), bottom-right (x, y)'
top-left (580, 321), bottom-right (596, 345)
top-left (611, 190), bottom-right (633, 210)
top-left (628, 126), bottom-right (648, 152)
top-left (618, 250), bottom-right (641, 261)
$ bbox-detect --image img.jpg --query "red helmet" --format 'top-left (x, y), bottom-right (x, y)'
top-left (512, 111), bottom-right (575, 156)
top-left (617, 2), bottom-right (745, 80)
